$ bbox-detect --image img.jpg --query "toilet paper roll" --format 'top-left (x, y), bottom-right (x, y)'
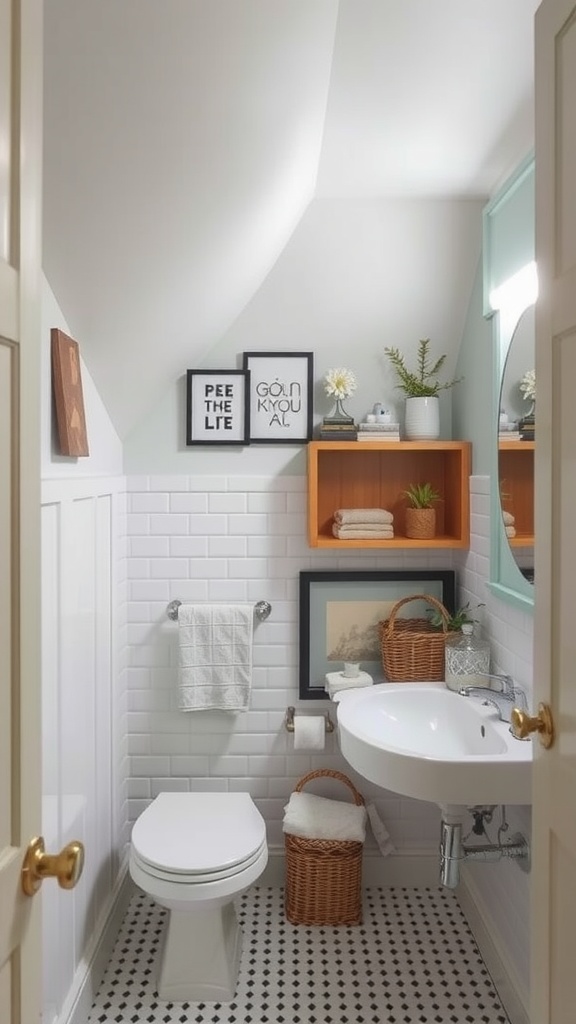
top-left (292, 715), bottom-right (326, 751)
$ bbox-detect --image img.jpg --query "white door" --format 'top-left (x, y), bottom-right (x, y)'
top-left (0, 1), bottom-right (44, 1020)
top-left (532, 1), bottom-right (576, 1021)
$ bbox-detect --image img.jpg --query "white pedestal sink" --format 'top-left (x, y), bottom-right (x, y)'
top-left (336, 682), bottom-right (532, 805)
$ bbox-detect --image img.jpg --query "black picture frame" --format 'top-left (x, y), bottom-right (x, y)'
top-left (186, 369), bottom-right (250, 446)
top-left (299, 569), bottom-right (456, 699)
top-left (242, 351), bottom-right (313, 443)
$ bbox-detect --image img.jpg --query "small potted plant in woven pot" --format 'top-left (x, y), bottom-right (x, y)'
top-left (403, 482), bottom-right (440, 539)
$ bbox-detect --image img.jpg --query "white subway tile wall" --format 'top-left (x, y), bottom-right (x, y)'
top-left (123, 472), bottom-right (533, 992)
top-left (125, 473), bottom-right (461, 853)
top-left (454, 476), bottom-right (533, 995)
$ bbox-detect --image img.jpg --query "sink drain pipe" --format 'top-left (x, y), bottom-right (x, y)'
top-left (439, 818), bottom-right (530, 889)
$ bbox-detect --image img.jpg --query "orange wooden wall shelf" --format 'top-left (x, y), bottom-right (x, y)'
top-left (307, 440), bottom-right (472, 549)
top-left (498, 440), bottom-right (534, 547)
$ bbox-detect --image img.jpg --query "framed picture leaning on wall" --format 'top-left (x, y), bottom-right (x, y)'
top-left (298, 569), bottom-right (456, 699)
top-left (242, 351), bottom-right (314, 443)
top-left (186, 369), bottom-right (250, 445)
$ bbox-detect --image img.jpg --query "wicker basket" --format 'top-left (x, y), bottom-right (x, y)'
top-left (284, 769), bottom-right (365, 926)
top-left (379, 593), bottom-right (453, 682)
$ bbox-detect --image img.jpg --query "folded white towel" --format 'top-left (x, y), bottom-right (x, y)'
top-left (177, 603), bottom-right (253, 711)
top-left (334, 521), bottom-right (395, 532)
top-left (283, 791), bottom-right (367, 842)
top-left (334, 508), bottom-right (394, 525)
top-left (505, 525), bottom-right (517, 538)
top-left (502, 511), bottom-right (515, 526)
top-left (333, 525), bottom-right (394, 539)
top-left (325, 670), bottom-right (373, 699)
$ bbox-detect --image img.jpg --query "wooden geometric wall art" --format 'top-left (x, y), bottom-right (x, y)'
top-left (50, 328), bottom-right (90, 456)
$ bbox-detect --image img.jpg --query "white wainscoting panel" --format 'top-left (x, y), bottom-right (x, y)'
top-left (41, 477), bottom-right (127, 1024)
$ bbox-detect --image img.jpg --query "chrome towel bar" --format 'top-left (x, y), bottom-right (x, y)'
top-left (166, 599), bottom-right (272, 622)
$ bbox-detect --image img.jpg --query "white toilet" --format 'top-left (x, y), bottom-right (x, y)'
top-left (129, 791), bottom-right (268, 1002)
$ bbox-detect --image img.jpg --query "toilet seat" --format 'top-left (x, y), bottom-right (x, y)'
top-left (131, 838), bottom-right (268, 885)
top-left (131, 791), bottom-right (267, 882)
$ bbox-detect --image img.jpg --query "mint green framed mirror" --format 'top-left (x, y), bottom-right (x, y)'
top-left (483, 155), bottom-right (535, 612)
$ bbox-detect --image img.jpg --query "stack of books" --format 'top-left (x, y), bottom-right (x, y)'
top-left (356, 421), bottom-right (401, 442)
top-left (318, 412), bottom-right (357, 441)
top-left (519, 415), bottom-right (535, 441)
top-left (498, 422), bottom-right (521, 442)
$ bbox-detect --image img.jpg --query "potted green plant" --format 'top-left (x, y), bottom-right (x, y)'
top-left (427, 600), bottom-right (485, 631)
top-left (384, 338), bottom-right (463, 440)
top-left (402, 482), bottom-right (440, 539)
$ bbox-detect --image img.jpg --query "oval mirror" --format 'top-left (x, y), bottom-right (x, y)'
top-left (498, 305), bottom-right (535, 584)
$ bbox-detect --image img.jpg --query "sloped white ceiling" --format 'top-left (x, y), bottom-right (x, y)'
top-left (43, 0), bottom-right (339, 438)
top-left (43, 0), bottom-right (538, 439)
top-left (317, 0), bottom-right (537, 198)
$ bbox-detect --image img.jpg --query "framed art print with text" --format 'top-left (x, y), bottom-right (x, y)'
top-left (186, 369), bottom-right (249, 445)
top-left (242, 351), bottom-right (313, 443)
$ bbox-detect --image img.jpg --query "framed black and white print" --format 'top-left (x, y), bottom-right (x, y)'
top-left (186, 370), bottom-right (249, 445)
top-left (242, 351), bottom-right (313, 443)
top-left (299, 569), bottom-right (456, 699)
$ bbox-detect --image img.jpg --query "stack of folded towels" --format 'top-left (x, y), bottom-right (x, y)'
top-left (324, 669), bottom-right (373, 700)
top-left (283, 790), bottom-right (367, 842)
top-left (332, 507), bottom-right (394, 540)
top-left (502, 510), bottom-right (516, 538)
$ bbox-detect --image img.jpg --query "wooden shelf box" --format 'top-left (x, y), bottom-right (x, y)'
top-left (307, 440), bottom-right (471, 549)
top-left (498, 440), bottom-right (534, 547)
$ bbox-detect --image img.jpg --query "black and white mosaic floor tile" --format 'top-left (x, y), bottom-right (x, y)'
top-left (88, 887), bottom-right (510, 1024)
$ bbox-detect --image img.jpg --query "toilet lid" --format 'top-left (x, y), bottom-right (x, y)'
top-left (131, 792), bottom-right (266, 874)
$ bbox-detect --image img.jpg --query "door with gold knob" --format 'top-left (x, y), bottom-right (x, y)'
top-left (0, 1), bottom-right (44, 1021)
top-left (533, 1), bottom-right (576, 1021)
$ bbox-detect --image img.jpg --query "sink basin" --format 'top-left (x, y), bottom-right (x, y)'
top-left (336, 682), bottom-right (532, 805)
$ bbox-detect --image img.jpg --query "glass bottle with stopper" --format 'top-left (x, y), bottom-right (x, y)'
top-left (445, 624), bottom-right (490, 691)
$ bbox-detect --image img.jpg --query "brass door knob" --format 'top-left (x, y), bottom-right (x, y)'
top-left (510, 703), bottom-right (554, 749)
top-left (21, 836), bottom-right (85, 896)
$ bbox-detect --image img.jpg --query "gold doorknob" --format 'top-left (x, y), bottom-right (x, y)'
top-left (510, 703), bottom-right (554, 749)
top-left (21, 836), bottom-right (85, 896)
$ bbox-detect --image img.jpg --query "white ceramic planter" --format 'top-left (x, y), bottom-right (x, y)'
top-left (404, 396), bottom-right (440, 440)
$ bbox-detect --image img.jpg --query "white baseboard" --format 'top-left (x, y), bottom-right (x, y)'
top-left (458, 870), bottom-right (529, 1024)
top-left (57, 862), bottom-right (134, 1024)
top-left (261, 845), bottom-right (439, 888)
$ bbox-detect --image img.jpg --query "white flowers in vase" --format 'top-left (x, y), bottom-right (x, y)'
top-left (519, 369), bottom-right (536, 404)
top-left (324, 367), bottom-right (357, 400)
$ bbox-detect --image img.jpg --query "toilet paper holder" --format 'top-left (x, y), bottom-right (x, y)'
top-left (285, 706), bottom-right (334, 734)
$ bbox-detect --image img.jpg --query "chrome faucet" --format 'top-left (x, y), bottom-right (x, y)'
top-left (458, 672), bottom-right (528, 723)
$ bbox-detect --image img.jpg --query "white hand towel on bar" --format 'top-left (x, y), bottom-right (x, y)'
top-left (178, 603), bottom-right (253, 711)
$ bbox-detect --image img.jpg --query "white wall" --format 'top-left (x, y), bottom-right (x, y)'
top-left (41, 281), bottom-right (128, 1024)
top-left (123, 196), bottom-right (484, 474)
